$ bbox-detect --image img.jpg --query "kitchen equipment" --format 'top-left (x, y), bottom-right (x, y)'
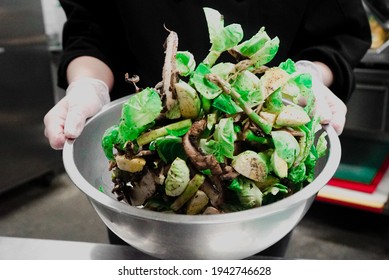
top-left (63, 96), bottom-right (341, 260)
top-left (364, 0), bottom-right (389, 28)
top-left (344, 2), bottom-right (389, 138)
top-left (0, 0), bottom-right (62, 193)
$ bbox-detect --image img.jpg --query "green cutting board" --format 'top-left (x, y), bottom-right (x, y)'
top-left (334, 136), bottom-right (389, 184)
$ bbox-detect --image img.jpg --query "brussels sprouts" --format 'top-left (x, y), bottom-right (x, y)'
top-left (186, 190), bottom-right (210, 214)
top-left (271, 151), bottom-right (288, 178)
top-left (231, 151), bottom-right (269, 182)
top-left (165, 157), bottom-right (190, 196)
top-left (115, 155), bottom-right (146, 173)
top-left (149, 136), bottom-right (187, 163)
top-left (170, 174), bottom-right (205, 211)
top-left (119, 87), bottom-right (162, 142)
top-left (276, 105), bottom-right (310, 127)
top-left (176, 51), bottom-right (196, 76)
top-left (101, 125), bottom-right (119, 160)
top-left (174, 80), bottom-right (201, 119)
top-left (103, 7), bottom-right (329, 215)
top-left (232, 177), bottom-right (263, 208)
top-left (271, 130), bottom-right (300, 167)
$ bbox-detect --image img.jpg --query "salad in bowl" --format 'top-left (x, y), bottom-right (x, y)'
top-left (100, 7), bottom-right (328, 215)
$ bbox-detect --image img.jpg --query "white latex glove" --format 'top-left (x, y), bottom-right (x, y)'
top-left (44, 77), bottom-right (110, 149)
top-left (295, 60), bottom-right (347, 135)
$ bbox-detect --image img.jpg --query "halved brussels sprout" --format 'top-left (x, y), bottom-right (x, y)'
top-left (231, 151), bottom-right (269, 182)
top-left (260, 67), bottom-right (289, 98)
top-left (276, 105), bottom-right (310, 127)
top-left (271, 130), bottom-right (300, 167)
top-left (115, 155), bottom-right (146, 173)
top-left (186, 190), bottom-right (209, 214)
top-left (271, 151), bottom-right (288, 178)
top-left (165, 157), bottom-right (190, 196)
top-left (174, 80), bottom-right (201, 119)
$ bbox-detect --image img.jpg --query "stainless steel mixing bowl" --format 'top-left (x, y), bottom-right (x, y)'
top-left (63, 96), bottom-right (341, 259)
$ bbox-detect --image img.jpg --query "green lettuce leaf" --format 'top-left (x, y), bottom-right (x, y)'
top-left (203, 7), bottom-right (243, 66)
top-left (228, 177), bottom-right (263, 208)
top-left (199, 117), bottom-right (237, 162)
top-left (288, 162), bottom-right (307, 183)
top-left (263, 88), bottom-right (283, 114)
top-left (211, 62), bottom-right (235, 79)
top-left (120, 88), bottom-right (162, 141)
top-left (212, 93), bottom-right (241, 114)
top-left (101, 125), bottom-right (119, 160)
top-left (235, 27), bottom-right (271, 57)
top-left (204, 7), bottom-right (243, 52)
top-left (293, 73), bottom-right (315, 115)
top-left (316, 131), bottom-right (328, 158)
top-left (271, 130), bottom-right (300, 167)
top-left (191, 63), bottom-right (222, 99)
top-left (278, 58), bottom-right (296, 74)
top-left (176, 51), bottom-right (196, 77)
top-left (251, 37), bottom-right (280, 67)
top-left (212, 69), bottom-right (263, 114)
top-left (149, 136), bottom-right (187, 163)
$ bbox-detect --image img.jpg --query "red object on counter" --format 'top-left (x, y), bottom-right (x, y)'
top-left (315, 196), bottom-right (384, 214)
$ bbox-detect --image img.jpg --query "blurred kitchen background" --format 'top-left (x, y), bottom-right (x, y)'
top-left (1, 0), bottom-right (389, 259)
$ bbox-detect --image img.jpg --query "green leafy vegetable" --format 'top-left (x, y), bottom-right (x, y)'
top-left (149, 136), bottom-right (187, 163)
top-left (174, 80), bottom-right (201, 119)
top-left (316, 131), bottom-right (328, 158)
top-left (211, 62), bottom-right (235, 79)
top-left (165, 157), bottom-right (190, 196)
top-left (119, 88), bottom-right (162, 142)
top-left (231, 151), bottom-right (269, 182)
top-left (101, 125), bottom-right (120, 160)
top-left (102, 7), bottom-right (330, 215)
top-left (235, 27), bottom-right (270, 57)
top-left (251, 36), bottom-right (280, 67)
top-left (278, 58), bottom-right (297, 74)
top-left (176, 51), bottom-right (196, 76)
top-left (203, 7), bottom-right (244, 66)
top-left (229, 177), bottom-right (263, 208)
top-left (199, 117), bottom-right (237, 162)
top-left (271, 130), bottom-right (300, 167)
top-left (212, 93), bottom-right (241, 114)
top-left (288, 162), bottom-right (307, 183)
top-left (191, 63), bottom-right (221, 99)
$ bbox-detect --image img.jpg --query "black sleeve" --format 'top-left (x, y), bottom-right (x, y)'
top-left (57, 0), bottom-right (131, 97)
top-left (290, 0), bottom-right (371, 101)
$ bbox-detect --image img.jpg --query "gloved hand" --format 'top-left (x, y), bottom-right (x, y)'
top-left (295, 60), bottom-right (347, 135)
top-left (44, 77), bottom-right (110, 150)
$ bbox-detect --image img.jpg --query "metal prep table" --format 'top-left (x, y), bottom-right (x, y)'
top-left (0, 236), bottom-right (157, 260)
top-left (0, 236), bottom-right (273, 260)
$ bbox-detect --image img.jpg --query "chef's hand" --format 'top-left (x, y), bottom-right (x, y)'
top-left (295, 60), bottom-right (347, 135)
top-left (44, 77), bottom-right (110, 150)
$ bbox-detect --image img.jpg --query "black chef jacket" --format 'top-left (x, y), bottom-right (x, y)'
top-left (58, 0), bottom-right (371, 102)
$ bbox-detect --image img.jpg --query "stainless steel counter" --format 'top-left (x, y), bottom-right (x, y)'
top-left (0, 236), bottom-right (273, 260)
top-left (0, 236), bottom-right (156, 260)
